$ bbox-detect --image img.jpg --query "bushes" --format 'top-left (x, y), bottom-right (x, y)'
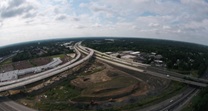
top-left (192, 88), bottom-right (208, 111)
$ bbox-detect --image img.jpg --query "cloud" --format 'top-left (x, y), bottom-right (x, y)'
top-left (71, 17), bottom-right (80, 21)
top-left (0, 0), bottom-right (208, 46)
top-left (182, 19), bottom-right (208, 32)
top-left (75, 25), bottom-right (85, 29)
top-left (0, 0), bottom-right (36, 19)
top-left (22, 11), bottom-right (37, 18)
top-left (162, 25), bottom-right (171, 29)
top-left (149, 23), bottom-right (160, 27)
top-left (80, 2), bottom-right (115, 18)
top-left (92, 23), bottom-right (102, 28)
top-left (1, 5), bottom-right (34, 18)
top-left (55, 14), bottom-right (67, 21)
top-left (0, 21), bottom-right (3, 27)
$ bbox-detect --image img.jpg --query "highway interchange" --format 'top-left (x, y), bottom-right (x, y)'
top-left (0, 41), bottom-right (207, 111)
top-left (79, 42), bottom-right (208, 87)
top-left (77, 42), bottom-right (207, 111)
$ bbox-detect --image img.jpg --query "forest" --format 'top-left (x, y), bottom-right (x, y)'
top-left (0, 38), bottom-right (79, 62)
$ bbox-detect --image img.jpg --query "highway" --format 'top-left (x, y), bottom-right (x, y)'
top-left (0, 54), bottom-right (16, 64)
top-left (76, 42), bottom-right (207, 111)
top-left (0, 41), bottom-right (205, 111)
top-left (172, 89), bottom-right (199, 111)
top-left (147, 67), bottom-right (208, 84)
top-left (0, 43), bottom-right (94, 92)
top-left (164, 69), bottom-right (208, 111)
top-left (0, 45), bottom-right (81, 87)
top-left (78, 42), bottom-right (207, 111)
top-left (134, 87), bottom-right (195, 111)
top-left (79, 42), bottom-right (208, 86)
top-left (0, 43), bottom-right (94, 111)
top-left (0, 96), bottom-right (36, 111)
top-left (77, 43), bottom-right (208, 87)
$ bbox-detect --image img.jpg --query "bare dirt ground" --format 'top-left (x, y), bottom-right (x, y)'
top-left (0, 64), bottom-right (14, 73)
top-left (0, 55), bottom-right (72, 72)
top-left (0, 60), bottom-right (36, 72)
top-left (68, 60), bottom-right (171, 110)
top-left (61, 55), bottom-right (72, 64)
top-left (70, 60), bottom-right (149, 102)
top-left (30, 57), bottom-right (51, 66)
top-left (13, 60), bottom-right (34, 70)
top-left (10, 59), bottom-right (171, 111)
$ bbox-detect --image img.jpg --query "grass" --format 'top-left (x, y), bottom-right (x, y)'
top-left (35, 102), bottom-right (86, 111)
top-left (44, 81), bottom-right (81, 101)
top-left (0, 54), bottom-right (65, 66)
top-left (29, 69), bottom-right (139, 110)
top-left (182, 87), bottom-right (208, 111)
top-left (181, 103), bottom-right (194, 111)
top-left (80, 66), bottom-right (105, 76)
top-left (28, 60), bottom-right (37, 67)
top-left (120, 81), bottom-right (186, 111)
top-left (22, 76), bottom-right (185, 111)
top-left (168, 69), bottom-right (190, 75)
top-left (32, 80), bottom-right (82, 111)
top-left (0, 58), bottom-right (13, 65)
top-left (190, 70), bottom-right (198, 77)
top-left (81, 76), bottom-right (138, 96)
top-left (17, 58), bottom-right (186, 111)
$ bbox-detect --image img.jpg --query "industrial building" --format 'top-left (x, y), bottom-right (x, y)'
top-left (0, 58), bottom-right (62, 82)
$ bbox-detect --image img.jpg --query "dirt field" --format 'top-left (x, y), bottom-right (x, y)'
top-left (12, 59), bottom-right (171, 111)
top-left (69, 60), bottom-right (149, 103)
top-left (60, 55), bottom-right (72, 64)
top-left (30, 57), bottom-right (51, 66)
top-left (0, 55), bottom-right (72, 72)
top-left (0, 64), bottom-right (14, 73)
top-left (13, 60), bottom-right (34, 70)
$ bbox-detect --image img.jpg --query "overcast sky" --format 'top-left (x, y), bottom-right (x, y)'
top-left (0, 0), bottom-right (208, 46)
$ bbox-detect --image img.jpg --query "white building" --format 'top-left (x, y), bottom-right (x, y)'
top-left (0, 58), bottom-right (62, 82)
top-left (130, 51), bottom-right (140, 55)
top-left (0, 71), bottom-right (18, 82)
top-left (121, 55), bottom-right (136, 59)
top-left (154, 60), bottom-right (164, 67)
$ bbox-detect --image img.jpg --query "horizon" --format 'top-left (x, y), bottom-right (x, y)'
top-left (0, 37), bottom-right (207, 48)
top-left (0, 0), bottom-right (208, 46)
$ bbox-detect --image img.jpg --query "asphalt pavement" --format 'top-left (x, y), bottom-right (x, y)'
top-left (0, 97), bottom-right (36, 111)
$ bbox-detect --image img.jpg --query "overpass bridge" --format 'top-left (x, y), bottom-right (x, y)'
top-left (77, 42), bottom-right (208, 87)
top-left (0, 43), bottom-right (94, 92)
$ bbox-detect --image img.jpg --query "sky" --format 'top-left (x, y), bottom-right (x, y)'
top-left (0, 0), bottom-right (208, 46)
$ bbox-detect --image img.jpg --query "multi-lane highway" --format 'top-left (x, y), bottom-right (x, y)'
top-left (0, 97), bottom-right (36, 111)
top-left (0, 41), bottom-right (206, 111)
top-left (76, 42), bottom-right (207, 111)
top-left (0, 54), bottom-right (16, 64)
top-left (0, 46), bottom-right (81, 87)
top-left (0, 43), bottom-right (94, 111)
top-left (77, 43), bottom-right (208, 87)
top-left (0, 44), bottom-right (94, 92)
